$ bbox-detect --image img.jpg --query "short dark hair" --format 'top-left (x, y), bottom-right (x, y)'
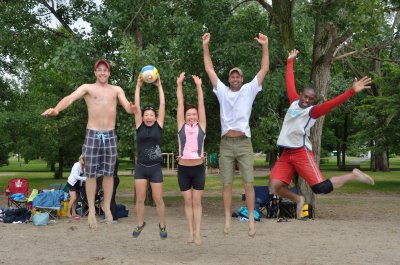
top-left (141, 105), bottom-right (157, 116)
top-left (184, 104), bottom-right (198, 114)
top-left (302, 87), bottom-right (315, 93)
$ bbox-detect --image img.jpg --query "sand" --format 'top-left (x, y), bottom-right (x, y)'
top-left (0, 192), bottom-right (399, 265)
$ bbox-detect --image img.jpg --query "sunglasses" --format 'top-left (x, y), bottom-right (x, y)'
top-left (143, 106), bottom-right (155, 111)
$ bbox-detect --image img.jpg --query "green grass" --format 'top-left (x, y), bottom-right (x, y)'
top-left (0, 157), bottom-right (135, 172)
top-left (1, 156), bottom-right (400, 194)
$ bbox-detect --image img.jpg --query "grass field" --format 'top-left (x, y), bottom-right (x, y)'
top-left (1, 156), bottom-right (400, 194)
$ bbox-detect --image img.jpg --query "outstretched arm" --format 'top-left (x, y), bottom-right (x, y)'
top-left (255, 33), bottom-right (270, 86)
top-left (176, 72), bottom-right (186, 130)
top-left (310, 76), bottom-right (372, 118)
top-left (286, 49), bottom-right (300, 104)
top-left (41, 84), bottom-right (88, 116)
top-left (193, 75), bottom-right (206, 131)
top-left (134, 74), bottom-right (143, 128)
top-left (202, 33), bottom-right (218, 88)
top-left (155, 76), bottom-right (166, 128)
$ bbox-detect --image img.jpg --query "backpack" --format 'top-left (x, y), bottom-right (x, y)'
top-left (278, 200), bottom-right (297, 219)
top-left (237, 207), bottom-right (261, 221)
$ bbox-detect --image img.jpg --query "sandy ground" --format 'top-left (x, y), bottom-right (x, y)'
top-left (0, 191), bottom-right (399, 265)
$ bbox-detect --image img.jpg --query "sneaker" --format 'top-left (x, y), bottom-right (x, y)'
top-left (101, 218), bottom-right (118, 224)
top-left (132, 222), bottom-right (146, 238)
top-left (159, 224), bottom-right (168, 239)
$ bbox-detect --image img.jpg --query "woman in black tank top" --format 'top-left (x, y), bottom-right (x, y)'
top-left (132, 73), bottom-right (167, 239)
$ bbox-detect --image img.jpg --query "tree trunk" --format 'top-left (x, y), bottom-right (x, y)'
top-left (369, 140), bottom-right (376, 171)
top-left (369, 49), bottom-right (390, 171)
top-left (268, 149), bottom-right (278, 167)
top-left (374, 151), bottom-right (389, 172)
top-left (271, 0), bottom-right (295, 51)
top-left (55, 148), bottom-right (63, 179)
top-left (340, 114), bottom-right (348, 168)
top-left (310, 21), bottom-right (337, 164)
top-left (258, 0), bottom-right (295, 51)
top-left (308, 19), bottom-right (348, 217)
top-left (336, 143), bottom-right (341, 167)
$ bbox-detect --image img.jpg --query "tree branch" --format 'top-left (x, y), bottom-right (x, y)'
top-left (327, 29), bottom-right (352, 59)
top-left (36, 21), bottom-right (69, 38)
top-left (333, 46), bottom-right (400, 64)
top-left (332, 35), bottom-right (351, 57)
top-left (344, 57), bottom-right (362, 78)
top-left (124, 1), bottom-right (145, 33)
top-left (257, 0), bottom-right (281, 23)
top-left (391, 11), bottom-right (400, 31)
top-left (231, 0), bottom-right (255, 13)
top-left (37, 0), bottom-right (76, 36)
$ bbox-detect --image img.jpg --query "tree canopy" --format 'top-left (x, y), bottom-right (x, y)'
top-left (1, 0), bottom-right (399, 175)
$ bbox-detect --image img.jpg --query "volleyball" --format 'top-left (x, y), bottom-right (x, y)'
top-left (140, 65), bottom-right (159, 83)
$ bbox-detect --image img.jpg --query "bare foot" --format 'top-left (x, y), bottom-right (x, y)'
top-left (296, 196), bottom-right (305, 220)
top-left (223, 224), bottom-right (230, 235)
top-left (248, 221), bottom-right (255, 238)
top-left (194, 236), bottom-right (202, 246)
top-left (88, 213), bottom-right (97, 229)
top-left (102, 207), bottom-right (113, 225)
top-left (187, 234), bottom-right (194, 243)
top-left (353, 169), bottom-right (375, 185)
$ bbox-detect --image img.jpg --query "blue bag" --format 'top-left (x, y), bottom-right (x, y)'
top-left (32, 212), bottom-right (49, 226)
top-left (237, 207), bottom-right (261, 221)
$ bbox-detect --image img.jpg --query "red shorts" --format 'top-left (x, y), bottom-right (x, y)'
top-left (270, 147), bottom-right (324, 187)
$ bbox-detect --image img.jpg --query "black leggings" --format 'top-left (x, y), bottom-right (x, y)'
top-left (177, 164), bottom-right (205, 191)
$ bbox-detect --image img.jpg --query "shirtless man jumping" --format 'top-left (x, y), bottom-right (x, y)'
top-left (42, 59), bottom-right (138, 228)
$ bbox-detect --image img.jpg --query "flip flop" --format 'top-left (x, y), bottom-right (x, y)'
top-left (277, 218), bottom-right (289, 223)
top-left (72, 216), bottom-right (81, 220)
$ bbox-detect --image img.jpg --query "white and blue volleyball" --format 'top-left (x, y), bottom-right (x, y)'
top-left (140, 65), bottom-right (159, 83)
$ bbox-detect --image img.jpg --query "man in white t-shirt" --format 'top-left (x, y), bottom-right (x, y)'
top-left (202, 32), bottom-right (269, 237)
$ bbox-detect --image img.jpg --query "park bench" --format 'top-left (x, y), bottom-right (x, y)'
top-left (339, 165), bottom-right (361, 171)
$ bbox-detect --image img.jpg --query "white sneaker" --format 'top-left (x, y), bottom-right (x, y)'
top-left (353, 169), bottom-right (375, 185)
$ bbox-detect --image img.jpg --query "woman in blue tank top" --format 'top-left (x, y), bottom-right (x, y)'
top-left (131, 73), bottom-right (167, 239)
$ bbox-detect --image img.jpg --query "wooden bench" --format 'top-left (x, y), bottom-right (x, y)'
top-left (339, 165), bottom-right (361, 171)
top-left (126, 168), bottom-right (135, 175)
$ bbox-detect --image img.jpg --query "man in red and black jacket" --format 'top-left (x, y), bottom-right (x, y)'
top-left (269, 49), bottom-right (375, 218)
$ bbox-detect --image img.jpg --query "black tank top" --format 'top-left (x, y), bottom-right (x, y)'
top-left (136, 122), bottom-right (163, 164)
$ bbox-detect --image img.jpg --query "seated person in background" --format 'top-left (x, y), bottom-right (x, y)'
top-left (67, 154), bottom-right (86, 220)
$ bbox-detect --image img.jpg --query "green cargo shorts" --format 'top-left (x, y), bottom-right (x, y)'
top-left (219, 136), bottom-right (254, 184)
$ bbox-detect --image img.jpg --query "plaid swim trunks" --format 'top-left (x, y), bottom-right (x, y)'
top-left (82, 128), bottom-right (117, 178)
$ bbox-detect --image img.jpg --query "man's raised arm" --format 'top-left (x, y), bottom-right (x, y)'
top-left (202, 33), bottom-right (218, 89)
top-left (255, 33), bottom-right (270, 86)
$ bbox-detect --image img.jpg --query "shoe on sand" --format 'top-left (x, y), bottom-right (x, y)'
top-left (132, 222), bottom-right (146, 238)
top-left (353, 168), bottom-right (375, 185)
top-left (159, 224), bottom-right (168, 239)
